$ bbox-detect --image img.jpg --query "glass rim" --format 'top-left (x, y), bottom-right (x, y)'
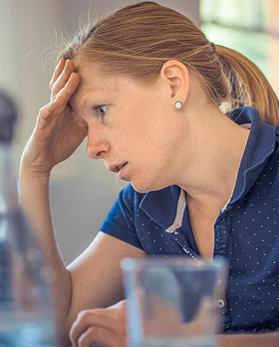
top-left (121, 256), bottom-right (226, 272)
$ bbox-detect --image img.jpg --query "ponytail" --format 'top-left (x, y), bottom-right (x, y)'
top-left (216, 45), bottom-right (279, 126)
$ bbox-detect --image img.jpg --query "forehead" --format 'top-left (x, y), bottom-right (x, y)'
top-left (70, 61), bottom-right (132, 108)
top-left (77, 62), bottom-right (120, 92)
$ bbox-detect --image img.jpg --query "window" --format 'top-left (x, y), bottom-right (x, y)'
top-left (200, 0), bottom-right (279, 96)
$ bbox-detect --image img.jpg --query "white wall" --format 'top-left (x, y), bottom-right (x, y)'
top-left (0, 0), bottom-right (201, 264)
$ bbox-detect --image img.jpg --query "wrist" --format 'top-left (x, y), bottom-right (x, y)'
top-left (19, 163), bottom-right (51, 198)
top-left (19, 159), bottom-right (52, 180)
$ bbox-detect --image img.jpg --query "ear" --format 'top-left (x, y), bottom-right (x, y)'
top-left (159, 60), bottom-right (190, 106)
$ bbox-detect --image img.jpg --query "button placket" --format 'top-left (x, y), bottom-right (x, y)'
top-left (214, 213), bottom-right (231, 330)
top-left (167, 228), bottom-right (201, 261)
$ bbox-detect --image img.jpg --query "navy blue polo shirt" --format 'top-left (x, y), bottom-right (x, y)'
top-left (100, 107), bottom-right (279, 332)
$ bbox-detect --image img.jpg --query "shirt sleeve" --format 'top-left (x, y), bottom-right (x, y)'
top-left (100, 184), bottom-right (143, 249)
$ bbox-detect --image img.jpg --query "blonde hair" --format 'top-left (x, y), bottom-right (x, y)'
top-left (58, 1), bottom-right (279, 125)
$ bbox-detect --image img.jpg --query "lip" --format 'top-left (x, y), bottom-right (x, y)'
top-left (108, 162), bottom-right (128, 175)
top-left (118, 162), bottom-right (128, 180)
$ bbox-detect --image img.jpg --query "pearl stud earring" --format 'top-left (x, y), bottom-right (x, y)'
top-left (174, 101), bottom-right (183, 110)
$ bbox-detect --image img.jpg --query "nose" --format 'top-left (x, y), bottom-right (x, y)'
top-left (86, 135), bottom-right (111, 159)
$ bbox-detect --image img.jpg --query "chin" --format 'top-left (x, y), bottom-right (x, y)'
top-left (131, 182), bottom-right (150, 194)
top-left (131, 180), bottom-right (166, 194)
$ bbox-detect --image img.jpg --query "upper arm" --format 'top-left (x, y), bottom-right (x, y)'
top-left (66, 232), bottom-right (145, 328)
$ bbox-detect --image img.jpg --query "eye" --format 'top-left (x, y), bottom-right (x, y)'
top-left (94, 105), bottom-right (108, 118)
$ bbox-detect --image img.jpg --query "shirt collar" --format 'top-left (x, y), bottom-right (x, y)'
top-left (228, 107), bottom-right (276, 205)
top-left (139, 185), bottom-right (183, 231)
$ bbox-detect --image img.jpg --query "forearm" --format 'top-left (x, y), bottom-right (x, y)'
top-left (16, 59), bottom-right (88, 345)
top-left (19, 165), bottom-right (73, 342)
top-left (218, 331), bottom-right (279, 347)
top-left (19, 167), bottom-right (56, 249)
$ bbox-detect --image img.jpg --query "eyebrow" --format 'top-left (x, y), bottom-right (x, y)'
top-left (69, 94), bottom-right (95, 126)
top-left (69, 94), bottom-right (88, 112)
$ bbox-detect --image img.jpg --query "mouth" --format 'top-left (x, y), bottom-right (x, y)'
top-left (109, 162), bottom-right (128, 173)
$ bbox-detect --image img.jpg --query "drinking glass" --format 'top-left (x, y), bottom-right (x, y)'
top-left (121, 257), bottom-right (227, 347)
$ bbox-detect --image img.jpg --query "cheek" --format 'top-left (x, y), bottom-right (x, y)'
top-left (115, 100), bottom-right (175, 153)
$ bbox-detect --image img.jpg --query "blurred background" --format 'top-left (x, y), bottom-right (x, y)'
top-left (0, 0), bottom-right (278, 264)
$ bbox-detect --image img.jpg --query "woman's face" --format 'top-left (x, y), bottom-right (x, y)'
top-left (70, 62), bottom-right (188, 193)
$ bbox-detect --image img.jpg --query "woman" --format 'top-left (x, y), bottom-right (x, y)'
top-left (19, 2), bottom-right (279, 347)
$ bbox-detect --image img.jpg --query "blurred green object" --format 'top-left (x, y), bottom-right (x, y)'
top-left (199, 0), bottom-right (279, 96)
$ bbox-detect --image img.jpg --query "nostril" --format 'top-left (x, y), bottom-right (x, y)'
top-left (96, 150), bottom-right (106, 158)
top-left (86, 139), bottom-right (110, 159)
top-left (86, 146), bottom-right (107, 159)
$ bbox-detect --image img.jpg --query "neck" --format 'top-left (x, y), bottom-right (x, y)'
top-left (177, 107), bottom-right (250, 210)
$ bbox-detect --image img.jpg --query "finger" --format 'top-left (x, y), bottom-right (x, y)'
top-left (78, 326), bottom-right (127, 347)
top-left (49, 58), bottom-right (66, 89)
top-left (35, 96), bottom-right (66, 133)
top-left (70, 310), bottom-right (114, 345)
top-left (59, 72), bottom-right (80, 103)
top-left (37, 97), bottom-right (63, 123)
top-left (51, 60), bottom-right (76, 98)
top-left (70, 308), bottom-right (126, 347)
top-left (47, 95), bottom-right (66, 114)
top-left (110, 300), bottom-right (127, 311)
top-left (35, 73), bottom-right (79, 132)
top-left (48, 73), bottom-right (80, 113)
